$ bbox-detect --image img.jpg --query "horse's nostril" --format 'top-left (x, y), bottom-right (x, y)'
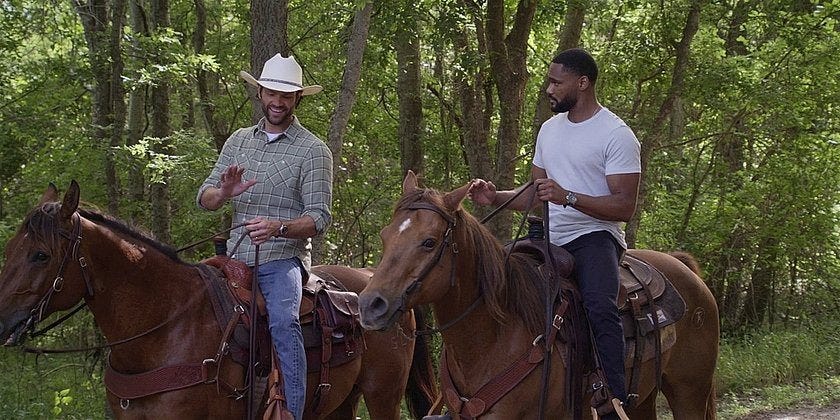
top-left (360, 292), bottom-right (390, 319)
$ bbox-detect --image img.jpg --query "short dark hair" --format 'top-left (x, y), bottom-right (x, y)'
top-left (552, 48), bottom-right (598, 84)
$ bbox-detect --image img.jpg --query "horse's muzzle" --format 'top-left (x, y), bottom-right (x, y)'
top-left (0, 313), bottom-right (29, 346)
top-left (358, 291), bottom-right (400, 331)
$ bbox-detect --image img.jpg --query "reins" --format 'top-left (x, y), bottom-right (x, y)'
top-left (176, 222), bottom-right (247, 253)
top-left (414, 180), bottom-right (562, 420)
top-left (412, 180), bottom-right (537, 336)
top-left (24, 290), bottom-right (208, 355)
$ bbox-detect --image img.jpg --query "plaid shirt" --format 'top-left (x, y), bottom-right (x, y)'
top-left (197, 117), bottom-right (333, 268)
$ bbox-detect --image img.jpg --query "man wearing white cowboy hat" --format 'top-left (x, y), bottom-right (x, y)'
top-left (197, 53), bottom-right (332, 420)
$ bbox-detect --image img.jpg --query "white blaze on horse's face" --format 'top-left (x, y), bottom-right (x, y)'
top-left (397, 217), bottom-right (412, 235)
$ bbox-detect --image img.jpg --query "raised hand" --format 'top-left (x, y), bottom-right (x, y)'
top-left (467, 178), bottom-right (497, 206)
top-left (219, 165), bottom-right (257, 199)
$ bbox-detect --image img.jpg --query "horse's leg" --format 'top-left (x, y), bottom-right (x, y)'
top-left (628, 391), bottom-right (657, 420)
top-left (660, 369), bottom-right (716, 419)
top-left (320, 386), bottom-right (362, 420)
top-left (357, 321), bottom-right (414, 419)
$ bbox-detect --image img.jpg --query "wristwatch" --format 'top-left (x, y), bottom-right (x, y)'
top-left (565, 191), bottom-right (578, 207)
top-left (276, 224), bottom-right (289, 237)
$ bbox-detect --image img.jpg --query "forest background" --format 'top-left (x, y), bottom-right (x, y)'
top-left (0, 0), bottom-right (838, 417)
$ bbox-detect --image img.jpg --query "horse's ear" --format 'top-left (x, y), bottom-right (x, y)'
top-left (59, 180), bottom-right (80, 219)
top-left (443, 181), bottom-right (470, 211)
top-left (402, 170), bottom-right (419, 194)
top-left (38, 182), bottom-right (60, 205)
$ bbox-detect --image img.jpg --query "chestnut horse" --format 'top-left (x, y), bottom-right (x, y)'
top-left (0, 181), bottom-right (435, 419)
top-left (358, 172), bottom-right (719, 419)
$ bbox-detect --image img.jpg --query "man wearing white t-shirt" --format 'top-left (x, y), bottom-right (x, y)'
top-left (469, 48), bottom-right (640, 419)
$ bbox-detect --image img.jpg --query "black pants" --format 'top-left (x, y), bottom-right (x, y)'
top-left (562, 230), bottom-right (627, 403)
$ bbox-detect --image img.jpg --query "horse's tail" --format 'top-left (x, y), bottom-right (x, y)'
top-left (705, 381), bottom-right (718, 420)
top-left (669, 251), bottom-right (702, 277)
top-left (405, 307), bottom-right (438, 419)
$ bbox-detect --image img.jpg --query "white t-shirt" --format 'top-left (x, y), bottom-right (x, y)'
top-left (532, 107), bottom-right (640, 249)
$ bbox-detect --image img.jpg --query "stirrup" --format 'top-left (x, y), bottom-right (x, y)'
top-left (422, 415), bottom-right (453, 420)
top-left (590, 398), bottom-right (630, 420)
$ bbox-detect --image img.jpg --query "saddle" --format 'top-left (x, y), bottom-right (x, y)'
top-left (202, 256), bottom-right (363, 417)
top-left (200, 257), bottom-right (362, 360)
top-left (506, 238), bottom-right (686, 339)
top-left (103, 255), bottom-right (363, 414)
top-left (505, 233), bottom-right (687, 414)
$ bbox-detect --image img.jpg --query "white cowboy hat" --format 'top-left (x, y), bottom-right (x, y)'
top-left (239, 54), bottom-right (322, 96)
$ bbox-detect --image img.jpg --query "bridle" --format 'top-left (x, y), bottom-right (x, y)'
top-left (22, 212), bottom-right (94, 340)
top-left (401, 182), bottom-right (539, 337)
top-left (393, 201), bottom-right (490, 336)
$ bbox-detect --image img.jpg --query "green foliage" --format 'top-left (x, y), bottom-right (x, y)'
top-left (716, 320), bottom-right (840, 394)
top-left (0, 0), bottom-right (839, 414)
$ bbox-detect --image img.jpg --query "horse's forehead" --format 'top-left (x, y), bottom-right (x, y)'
top-left (389, 207), bottom-right (446, 237)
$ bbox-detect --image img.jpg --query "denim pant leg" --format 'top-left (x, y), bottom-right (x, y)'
top-left (562, 231), bottom-right (627, 403)
top-left (257, 258), bottom-right (306, 420)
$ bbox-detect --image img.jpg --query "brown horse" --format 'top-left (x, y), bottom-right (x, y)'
top-left (358, 172), bottom-right (719, 419)
top-left (0, 181), bottom-right (435, 419)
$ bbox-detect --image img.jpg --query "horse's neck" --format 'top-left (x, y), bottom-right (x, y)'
top-left (81, 222), bottom-right (201, 342)
top-left (435, 299), bottom-right (535, 391)
top-left (432, 246), bottom-right (538, 380)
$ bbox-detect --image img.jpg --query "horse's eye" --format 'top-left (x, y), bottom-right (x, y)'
top-left (31, 251), bottom-right (50, 263)
top-left (421, 238), bottom-right (437, 249)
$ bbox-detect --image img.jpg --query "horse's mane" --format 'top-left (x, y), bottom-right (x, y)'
top-left (396, 189), bottom-right (547, 335)
top-left (24, 202), bottom-right (184, 264)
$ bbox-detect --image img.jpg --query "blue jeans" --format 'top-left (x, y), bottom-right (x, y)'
top-left (562, 231), bottom-right (627, 404)
top-left (257, 258), bottom-right (306, 420)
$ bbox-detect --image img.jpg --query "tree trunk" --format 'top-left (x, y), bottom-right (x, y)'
top-left (625, 0), bottom-right (703, 248)
top-left (107, 0), bottom-right (127, 216)
top-left (327, 1), bottom-right (373, 168)
top-left (395, 1), bottom-right (424, 177)
top-left (320, 1), bottom-right (374, 264)
top-left (194, 0), bottom-right (229, 152)
top-left (483, 0), bottom-right (537, 237)
top-left (126, 0), bottom-right (148, 225)
top-left (149, 0), bottom-right (171, 243)
top-left (532, 0), bottom-right (589, 138)
top-left (73, 0), bottom-right (114, 206)
top-left (249, 0), bottom-right (289, 123)
top-left (740, 236), bottom-right (778, 328)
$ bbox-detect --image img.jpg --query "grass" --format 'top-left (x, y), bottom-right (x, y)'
top-left (1, 319), bottom-right (838, 418)
top-left (716, 322), bottom-right (840, 395)
top-left (716, 375), bottom-right (840, 419)
top-left (711, 320), bottom-right (840, 419)
top-left (0, 349), bottom-right (106, 419)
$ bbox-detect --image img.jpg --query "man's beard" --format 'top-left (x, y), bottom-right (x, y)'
top-left (262, 104), bottom-right (292, 127)
top-left (550, 95), bottom-right (576, 113)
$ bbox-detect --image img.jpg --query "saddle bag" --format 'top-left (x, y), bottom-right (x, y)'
top-left (300, 274), bottom-right (363, 372)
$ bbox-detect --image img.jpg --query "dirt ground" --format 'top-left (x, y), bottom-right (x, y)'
top-left (735, 403), bottom-right (840, 419)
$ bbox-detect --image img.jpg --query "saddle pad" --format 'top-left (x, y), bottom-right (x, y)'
top-left (624, 324), bottom-right (677, 368)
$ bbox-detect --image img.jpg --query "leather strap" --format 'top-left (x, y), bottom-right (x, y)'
top-left (622, 257), bottom-right (663, 409)
top-left (441, 300), bottom-right (569, 419)
top-left (104, 357), bottom-right (216, 400)
top-left (309, 304), bottom-right (334, 415)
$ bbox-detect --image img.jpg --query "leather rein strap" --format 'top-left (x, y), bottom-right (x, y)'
top-left (246, 244), bottom-right (261, 420)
